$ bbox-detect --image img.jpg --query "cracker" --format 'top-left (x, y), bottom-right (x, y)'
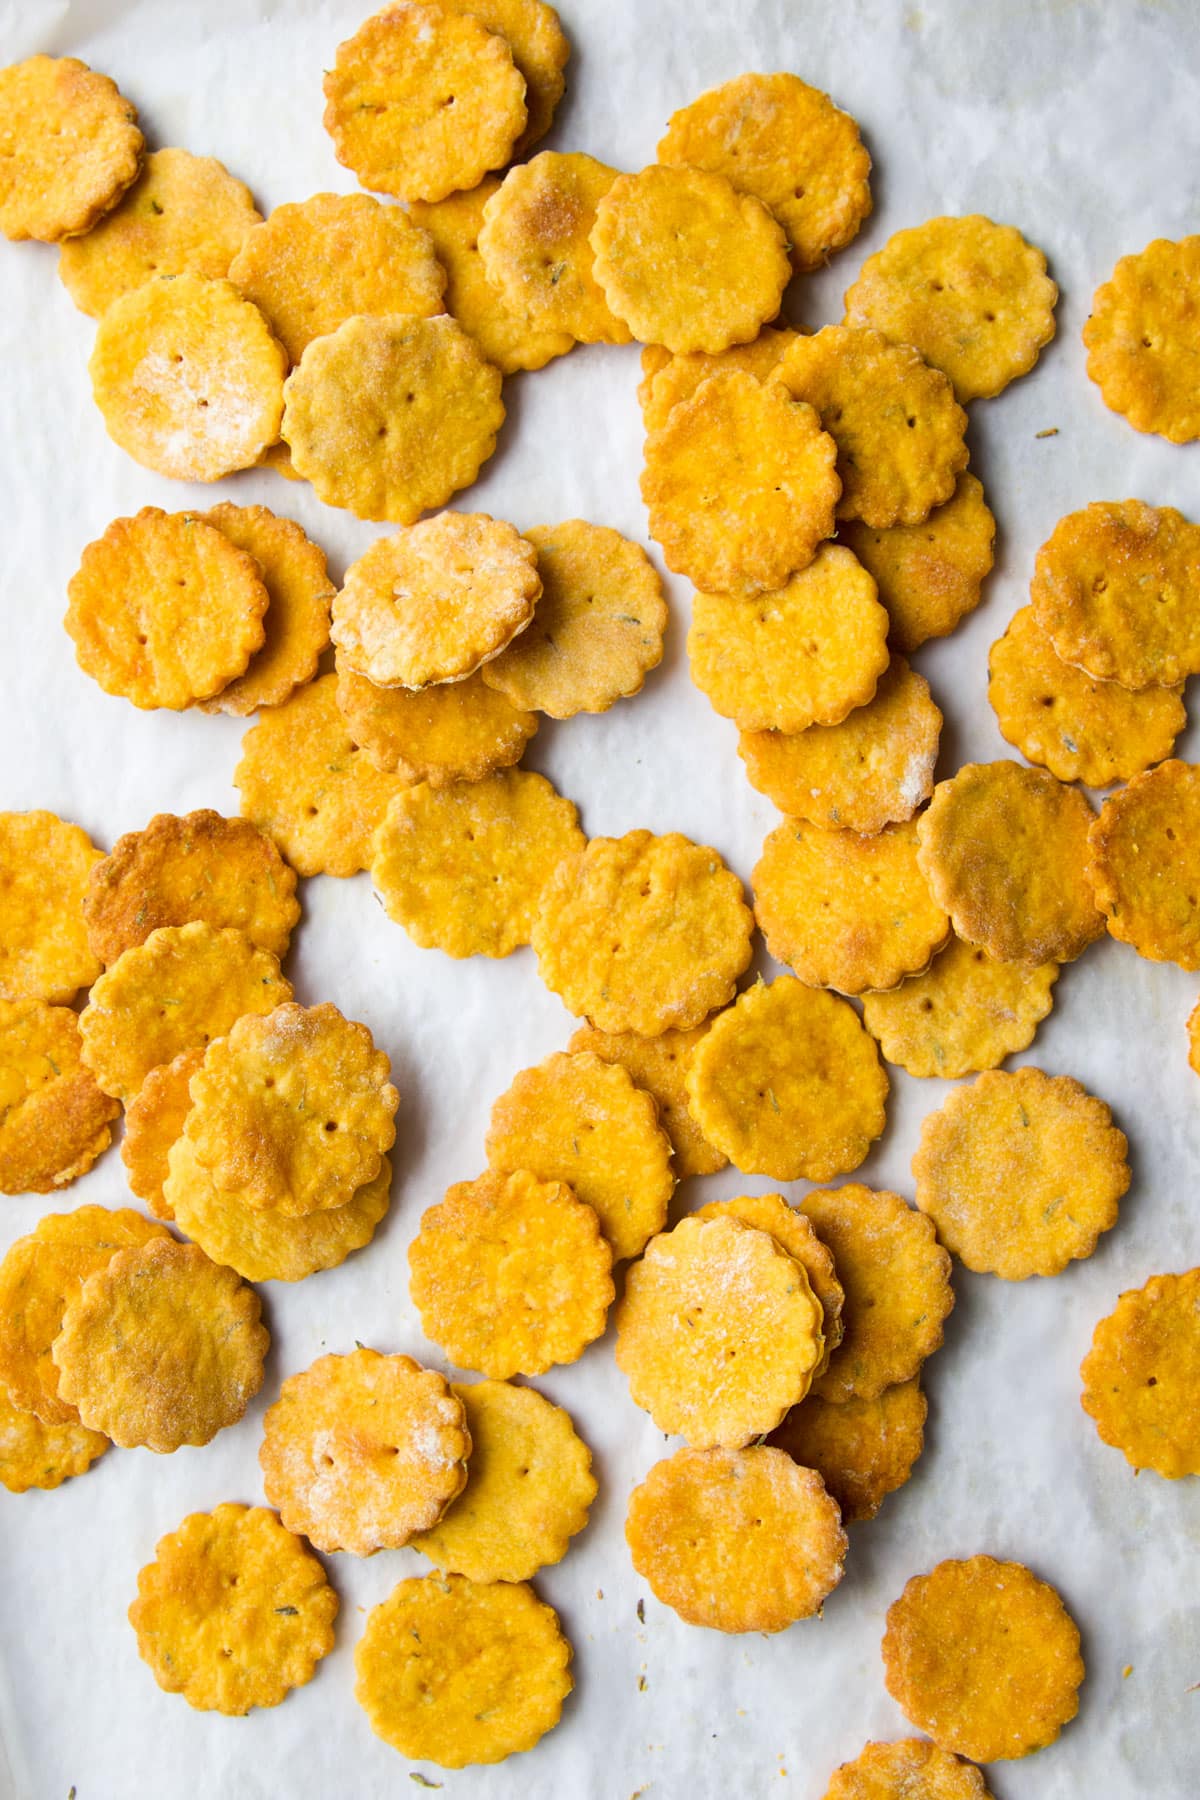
top-left (740, 658), bottom-right (940, 834)
top-left (481, 520), bottom-right (667, 717)
top-left (862, 935), bottom-right (1059, 1079)
top-left (0, 1000), bottom-right (118, 1195)
top-left (60, 147), bottom-right (260, 317)
top-left (323, 2), bottom-right (527, 203)
top-left (689, 545), bottom-right (888, 732)
top-left (372, 769), bottom-right (583, 959)
top-left (52, 1237), bottom-right (267, 1452)
top-left (614, 1213), bottom-right (824, 1446)
top-left (567, 1023), bottom-right (727, 1180)
top-left (638, 326), bottom-right (799, 433)
top-left (989, 603), bottom-right (1184, 787)
top-left (823, 1739), bottom-right (993, 1800)
top-left (281, 313), bottom-right (504, 523)
top-left (260, 1348), bottom-right (470, 1554)
top-left (121, 1046), bottom-right (203, 1219)
top-left (412, 1379), bottom-right (595, 1582)
top-left (882, 1556), bottom-right (1084, 1762)
top-left (0, 1205), bottom-right (169, 1425)
top-left (770, 1378), bottom-right (926, 1524)
top-left (78, 921), bottom-right (291, 1103)
top-left (0, 1380), bottom-right (108, 1494)
top-left (486, 1049), bottom-right (674, 1260)
top-left (591, 164), bottom-right (790, 354)
top-left (840, 471), bottom-right (995, 654)
top-left (184, 1001), bottom-right (398, 1216)
top-left (626, 1446), bottom-right (845, 1633)
top-left (478, 152), bottom-right (633, 344)
top-left (65, 507), bottom-right (270, 711)
top-left (438, 0), bottom-right (568, 151)
top-left (0, 54), bottom-right (142, 242)
top-left (754, 818), bottom-right (949, 994)
top-left (84, 809), bottom-right (300, 966)
top-left (196, 505), bottom-right (333, 716)
top-left (643, 370), bottom-right (841, 596)
top-left (337, 660), bottom-right (535, 782)
top-left (235, 673), bottom-right (407, 877)
top-left (914, 1067), bottom-right (1128, 1280)
top-left (1083, 236), bottom-right (1200, 442)
top-left (916, 760), bottom-right (1104, 964)
top-left (1029, 500), bottom-right (1200, 690)
top-left (410, 1168), bottom-right (614, 1376)
top-left (659, 71), bottom-right (870, 272)
top-left (410, 176), bottom-right (574, 374)
top-left (227, 191), bottom-right (445, 364)
top-left (1080, 1269), bottom-right (1200, 1478)
top-left (844, 214), bottom-right (1057, 402)
top-left (355, 1573), bottom-right (572, 1767)
top-left (332, 512), bottom-right (540, 689)
top-left (772, 325), bottom-right (969, 528)
top-left (693, 1191), bottom-right (845, 1375)
top-left (801, 1184), bottom-right (954, 1405)
top-left (1090, 760), bottom-right (1200, 969)
top-left (532, 828), bottom-right (754, 1036)
top-left (0, 811), bottom-right (102, 1004)
top-left (129, 1504), bottom-right (337, 1713)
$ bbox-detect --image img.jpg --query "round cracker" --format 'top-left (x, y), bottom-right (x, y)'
top-left (0, 54), bottom-right (143, 243)
top-left (638, 326), bottom-right (799, 433)
top-left (1083, 236), bottom-right (1200, 443)
top-left (438, 0), bottom-right (568, 152)
top-left (0, 811), bottom-right (102, 1004)
top-left (336, 661), bottom-right (536, 783)
top-left (0, 1381), bottom-right (108, 1494)
top-left (196, 504), bottom-right (333, 716)
top-left (567, 1022), bottom-right (727, 1180)
top-left (862, 935), bottom-right (1058, 1080)
top-left (823, 1739), bottom-right (993, 1800)
top-left (840, 471), bottom-right (995, 654)
top-left (0, 1000), bottom-right (118, 1196)
top-left (1089, 759), bottom-right (1200, 968)
top-left (121, 1046), bottom-right (204, 1219)
top-left (770, 1378), bottom-right (927, 1525)
top-left (1081, 1268), bottom-right (1200, 1478)
top-left (693, 1191), bottom-right (845, 1376)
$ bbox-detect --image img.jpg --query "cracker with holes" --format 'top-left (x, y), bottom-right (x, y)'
top-left (844, 215), bottom-right (1057, 402)
top-left (533, 829), bottom-right (753, 1036)
top-left (626, 1446), bottom-right (845, 1633)
top-left (638, 327), bottom-right (799, 433)
top-left (568, 1023), bottom-right (726, 1179)
top-left (0, 812), bottom-right (101, 1004)
top-left (1090, 760), bottom-right (1200, 967)
top-left (197, 505), bottom-right (333, 716)
top-left (771, 1378), bottom-right (927, 1525)
top-left (823, 1739), bottom-right (994, 1800)
top-left (0, 1001), bottom-right (118, 1195)
top-left (1081, 1269), bottom-right (1200, 1478)
top-left (0, 54), bottom-right (143, 242)
top-left (260, 1348), bottom-right (470, 1554)
top-left (121, 1047), bottom-right (202, 1218)
top-left (337, 662), bottom-right (536, 783)
top-left (840, 471), bottom-right (995, 654)
top-left (693, 1191), bottom-right (844, 1375)
top-left (1084, 236), bottom-right (1200, 443)
top-left (478, 152), bottom-right (632, 344)
top-left (863, 936), bottom-right (1058, 1079)
top-left (440, 0), bottom-right (568, 152)
top-left (409, 1168), bottom-right (614, 1377)
top-left (412, 1379), bottom-right (595, 1583)
top-left (0, 1381), bottom-right (108, 1494)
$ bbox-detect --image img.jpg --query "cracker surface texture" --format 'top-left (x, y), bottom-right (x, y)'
top-left (478, 152), bottom-right (632, 344)
top-left (1080, 1269), bottom-right (1200, 1478)
top-left (823, 1738), bottom-right (993, 1800)
top-left (693, 1191), bottom-right (845, 1375)
top-left (1089, 760), bottom-right (1200, 968)
top-left (197, 504), bottom-right (333, 716)
top-left (337, 662), bottom-right (536, 784)
top-left (0, 1001), bottom-right (117, 1196)
top-left (0, 54), bottom-right (143, 242)
top-left (0, 1380), bottom-right (108, 1494)
top-left (567, 1023), bottom-right (727, 1180)
top-left (121, 1046), bottom-right (204, 1218)
top-left (770, 1377), bottom-right (927, 1523)
top-left (840, 471), bottom-right (995, 653)
top-left (862, 936), bottom-right (1058, 1079)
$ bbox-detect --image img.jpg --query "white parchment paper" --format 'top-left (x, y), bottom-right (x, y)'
top-left (2, 2), bottom-right (1199, 1796)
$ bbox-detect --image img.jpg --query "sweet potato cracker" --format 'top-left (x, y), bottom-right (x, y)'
top-left (0, 54), bottom-right (142, 242)
top-left (478, 152), bottom-right (632, 344)
top-left (439, 0), bottom-right (568, 151)
top-left (1081, 1269), bottom-right (1200, 1478)
top-left (638, 326), bottom-right (799, 433)
top-left (0, 1001), bottom-right (118, 1195)
top-left (567, 1023), bottom-right (727, 1180)
top-left (0, 1381), bottom-right (108, 1494)
top-left (693, 1191), bottom-right (845, 1375)
top-left (771, 1378), bottom-right (927, 1524)
top-left (840, 471), bottom-right (995, 654)
top-left (823, 1739), bottom-right (993, 1800)
top-left (121, 1046), bottom-right (203, 1219)
top-left (1090, 761), bottom-right (1200, 968)
top-left (862, 935), bottom-right (1058, 1079)
top-left (1084, 236), bottom-right (1200, 442)
top-left (0, 811), bottom-right (102, 1004)
top-left (338, 659), bottom-right (535, 782)
top-left (197, 505), bottom-right (333, 716)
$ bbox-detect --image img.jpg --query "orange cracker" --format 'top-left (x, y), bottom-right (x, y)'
top-left (862, 935), bottom-right (1059, 1080)
top-left (0, 811), bottom-right (102, 1004)
top-left (437, 0), bottom-right (568, 153)
top-left (1089, 760), bottom-right (1200, 968)
top-left (337, 661), bottom-right (536, 782)
top-left (0, 1000), bottom-right (118, 1196)
top-left (121, 1046), bottom-right (203, 1219)
top-left (770, 1377), bottom-right (927, 1524)
top-left (693, 1191), bottom-right (845, 1375)
top-left (196, 504), bottom-right (333, 716)
top-left (1083, 236), bottom-right (1200, 443)
top-left (823, 1740), bottom-right (994, 1800)
top-left (0, 54), bottom-right (142, 242)
top-left (638, 326), bottom-right (799, 433)
top-left (567, 1022), bottom-right (727, 1180)
top-left (0, 1381), bottom-right (108, 1494)
top-left (840, 471), bottom-right (995, 654)
top-left (1081, 1268), bottom-right (1200, 1478)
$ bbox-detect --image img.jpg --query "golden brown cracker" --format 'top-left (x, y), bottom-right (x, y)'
top-left (197, 504), bottom-right (333, 716)
top-left (0, 1000), bottom-right (118, 1195)
top-left (823, 1739), bottom-right (994, 1800)
top-left (638, 326), bottom-right (799, 433)
top-left (1084, 236), bottom-right (1200, 443)
top-left (1081, 1268), bottom-right (1200, 1478)
top-left (840, 471), bottom-right (995, 654)
top-left (0, 1380), bottom-right (108, 1494)
top-left (121, 1046), bottom-right (204, 1219)
top-left (693, 1191), bottom-right (844, 1374)
top-left (0, 811), bottom-right (102, 1004)
top-left (0, 54), bottom-right (142, 242)
top-left (862, 936), bottom-right (1058, 1080)
top-left (567, 1022), bottom-right (726, 1180)
top-left (1089, 759), bottom-right (1200, 968)
top-left (770, 1378), bottom-right (926, 1524)
top-left (438, 0), bottom-right (568, 152)
top-left (478, 151), bottom-right (632, 344)
top-left (337, 661), bottom-right (536, 783)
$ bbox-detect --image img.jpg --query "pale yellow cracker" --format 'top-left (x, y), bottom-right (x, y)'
top-left (281, 313), bottom-right (504, 523)
top-left (355, 1573), bottom-right (572, 1768)
top-left (412, 1379), bottom-right (595, 1582)
top-left (1029, 500), bottom-right (1200, 690)
top-left (372, 769), bottom-right (583, 959)
top-left (52, 1236), bottom-right (267, 1452)
top-left (478, 152), bottom-right (633, 345)
top-left (770, 1378), bottom-right (927, 1524)
top-left (772, 325), bottom-right (969, 528)
top-left (626, 1446), bottom-right (845, 1633)
top-left (614, 1213), bottom-right (824, 1447)
top-left (1081, 1269), bottom-right (1200, 1478)
top-left (438, 0), bottom-right (568, 152)
top-left (840, 471), bottom-right (995, 654)
top-left (638, 326), bottom-right (799, 433)
top-left (1089, 760), bottom-right (1200, 968)
top-left (481, 520), bottom-right (667, 717)
top-left (84, 809), bottom-right (300, 966)
top-left (862, 936), bottom-right (1058, 1079)
top-left (685, 977), bottom-right (888, 1182)
top-left (801, 1184), bottom-right (954, 1404)
top-left (228, 191), bottom-right (445, 364)
top-left (882, 1556), bottom-right (1084, 1762)
top-left (754, 818), bottom-right (949, 994)
top-left (130, 1503), bottom-right (336, 1714)
top-left (823, 1739), bottom-right (994, 1800)
top-left (0, 1000), bottom-right (118, 1195)
top-left (235, 673), bottom-right (407, 877)
top-left (197, 504), bottom-right (333, 716)
top-left (917, 761), bottom-right (1104, 964)
top-left (185, 1001), bottom-right (398, 1216)
top-left (60, 147), bottom-right (260, 317)
top-left (913, 1067), bottom-right (1128, 1280)
top-left (121, 1046), bottom-right (203, 1219)
top-left (643, 370), bottom-right (841, 596)
top-left (591, 164), bottom-right (790, 354)
top-left (260, 1348), bottom-right (469, 1554)
top-left (486, 1050), bottom-right (674, 1260)
top-left (693, 1191), bottom-right (845, 1375)
top-left (337, 661), bottom-right (535, 782)
top-left (739, 657), bottom-right (941, 834)
top-left (844, 215), bottom-right (1057, 402)
top-left (1083, 236), bottom-right (1200, 443)
top-left (323, 2), bottom-right (527, 203)
top-left (989, 603), bottom-right (1184, 787)
top-left (689, 545), bottom-right (888, 732)
top-left (409, 1167), bottom-right (614, 1377)
top-left (533, 829), bottom-right (754, 1036)
top-left (0, 1380), bottom-right (108, 1494)
top-left (78, 921), bottom-right (291, 1103)
top-left (0, 812), bottom-right (101, 1004)
top-left (65, 507), bottom-right (269, 711)
top-left (332, 512), bottom-right (540, 689)
top-left (659, 72), bottom-right (871, 272)
top-left (0, 54), bottom-right (142, 242)
top-left (567, 1023), bottom-right (727, 1180)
